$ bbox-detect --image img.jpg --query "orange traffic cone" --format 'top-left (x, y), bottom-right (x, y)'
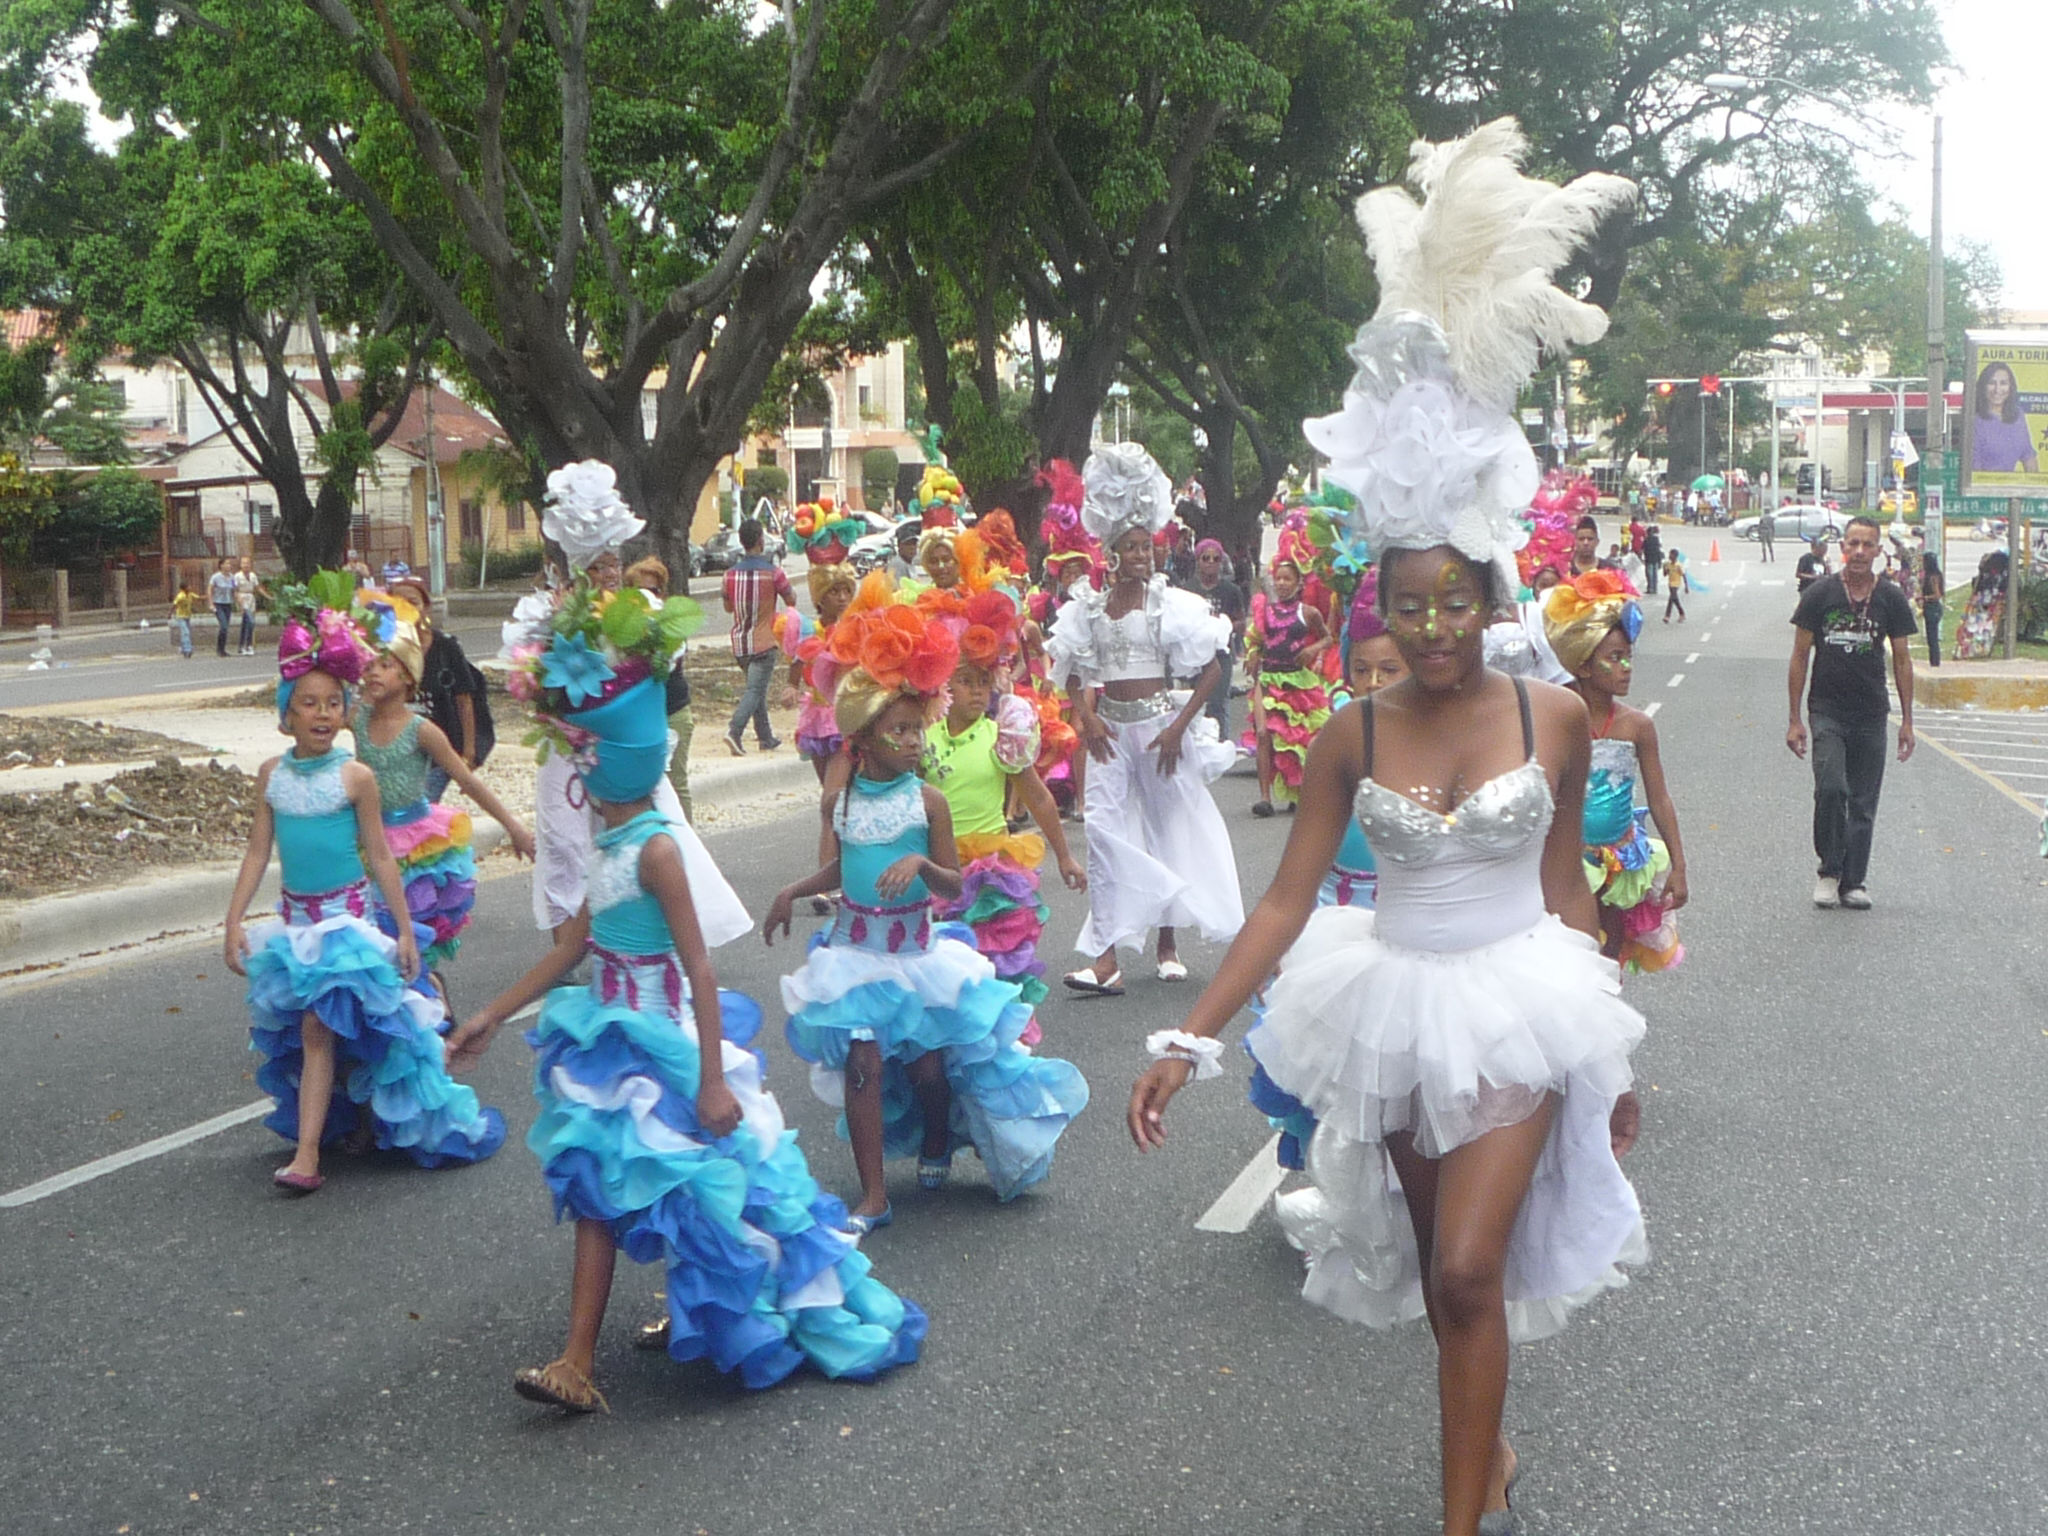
top-left (1708, 539), bottom-right (1721, 563)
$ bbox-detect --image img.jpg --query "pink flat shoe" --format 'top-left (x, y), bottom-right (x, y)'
top-left (273, 1168), bottom-right (325, 1195)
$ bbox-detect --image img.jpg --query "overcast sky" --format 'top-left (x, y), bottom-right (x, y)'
top-left (1870, 0), bottom-right (2044, 314)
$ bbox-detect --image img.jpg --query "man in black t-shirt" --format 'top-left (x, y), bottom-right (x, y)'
top-left (1795, 538), bottom-right (1829, 592)
top-left (1787, 516), bottom-right (1916, 910)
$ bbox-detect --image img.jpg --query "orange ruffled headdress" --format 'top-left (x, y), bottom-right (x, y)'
top-left (829, 573), bottom-right (961, 737)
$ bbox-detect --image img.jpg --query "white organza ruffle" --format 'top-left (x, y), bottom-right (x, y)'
top-left (779, 933), bottom-right (996, 1015)
top-left (1247, 903), bottom-right (1646, 1343)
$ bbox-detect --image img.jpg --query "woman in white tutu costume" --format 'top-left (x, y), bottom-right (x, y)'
top-left (1050, 443), bottom-right (1243, 995)
top-left (1127, 121), bottom-right (1644, 1536)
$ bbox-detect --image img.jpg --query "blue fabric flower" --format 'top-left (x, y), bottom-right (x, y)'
top-left (541, 631), bottom-right (617, 707)
top-left (364, 601), bottom-right (398, 646)
top-left (1619, 601), bottom-right (1644, 644)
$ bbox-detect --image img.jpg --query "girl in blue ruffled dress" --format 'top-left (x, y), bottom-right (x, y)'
top-left (766, 601), bottom-right (1088, 1235)
top-left (224, 608), bottom-right (506, 1196)
top-left (446, 513), bottom-right (925, 1414)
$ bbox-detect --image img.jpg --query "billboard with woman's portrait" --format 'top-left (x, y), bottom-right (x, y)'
top-left (1962, 332), bottom-right (2048, 499)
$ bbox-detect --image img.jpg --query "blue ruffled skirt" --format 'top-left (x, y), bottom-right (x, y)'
top-left (246, 910), bottom-right (506, 1166)
top-left (781, 921), bottom-right (1088, 1201)
top-left (528, 972), bottom-right (925, 1387)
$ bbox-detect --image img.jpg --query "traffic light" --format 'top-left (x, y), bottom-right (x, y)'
top-left (1654, 381), bottom-right (1675, 398)
top-left (1699, 374), bottom-right (1721, 396)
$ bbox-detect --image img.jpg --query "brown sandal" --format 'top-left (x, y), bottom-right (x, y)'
top-left (513, 1357), bottom-right (610, 1414)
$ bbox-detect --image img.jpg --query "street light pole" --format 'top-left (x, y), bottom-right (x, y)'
top-left (1925, 115), bottom-right (1948, 582)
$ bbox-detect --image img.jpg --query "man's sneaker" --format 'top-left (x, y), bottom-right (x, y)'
top-left (1813, 876), bottom-right (1840, 909)
top-left (758, 734), bottom-right (782, 752)
top-left (1839, 886), bottom-right (1873, 910)
top-left (723, 731), bottom-right (747, 757)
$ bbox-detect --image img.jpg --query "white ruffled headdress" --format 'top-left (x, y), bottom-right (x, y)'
top-left (542, 460), bottom-right (645, 573)
top-left (1304, 118), bottom-right (1636, 594)
top-left (1080, 442), bottom-right (1175, 551)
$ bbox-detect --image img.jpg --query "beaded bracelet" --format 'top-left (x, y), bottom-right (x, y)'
top-left (1144, 1029), bottom-right (1225, 1080)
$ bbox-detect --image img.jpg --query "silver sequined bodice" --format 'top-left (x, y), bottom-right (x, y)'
top-left (1353, 760), bottom-right (1553, 950)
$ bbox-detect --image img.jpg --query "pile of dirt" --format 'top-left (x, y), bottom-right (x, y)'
top-left (0, 757), bottom-right (254, 900)
top-left (0, 713), bottom-right (206, 768)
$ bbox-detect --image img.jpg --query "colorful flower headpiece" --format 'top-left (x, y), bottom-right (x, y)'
top-left (971, 509), bottom-right (1028, 581)
top-left (1541, 569), bottom-right (1641, 675)
top-left (1274, 510), bottom-right (1315, 572)
top-left (1037, 459), bottom-right (1100, 576)
top-left (1346, 567), bottom-right (1388, 644)
top-left (1517, 470), bottom-right (1597, 590)
top-left (352, 584), bottom-right (425, 684)
top-left (827, 577), bottom-right (960, 738)
top-left (509, 576), bottom-right (704, 760)
top-left (274, 569), bottom-right (374, 723)
top-left (786, 496), bottom-right (866, 565)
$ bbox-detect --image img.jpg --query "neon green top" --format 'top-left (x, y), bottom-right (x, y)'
top-left (922, 715), bottom-right (1016, 837)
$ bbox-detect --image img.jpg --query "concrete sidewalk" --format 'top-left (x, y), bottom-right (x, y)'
top-left (0, 679), bottom-right (821, 975)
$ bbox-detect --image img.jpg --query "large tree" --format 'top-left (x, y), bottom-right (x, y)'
top-left (8, 0), bottom-right (982, 578)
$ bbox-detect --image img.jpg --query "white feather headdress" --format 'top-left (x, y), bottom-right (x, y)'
top-left (1304, 118), bottom-right (1636, 592)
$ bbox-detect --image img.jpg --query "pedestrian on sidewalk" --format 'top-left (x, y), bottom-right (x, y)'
top-left (1920, 553), bottom-right (1945, 667)
top-left (170, 579), bottom-right (196, 659)
top-left (1641, 521), bottom-right (1662, 595)
top-left (1661, 549), bottom-right (1688, 622)
top-left (233, 556), bottom-right (264, 655)
top-left (720, 518), bottom-right (794, 756)
top-left (1788, 515), bottom-right (1917, 911)
top-left (208, 558), bottom-right (235, 656)
top-left (1758, 505), bottom-right (1776, 562)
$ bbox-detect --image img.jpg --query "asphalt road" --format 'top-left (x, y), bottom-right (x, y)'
top-left (6, 550), bottom-right (2048, 1534)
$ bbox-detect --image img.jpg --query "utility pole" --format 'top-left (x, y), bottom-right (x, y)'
top-left (423, 376), bottom-right (446, 599)
top-left (1925, 116), bottom-right (1948, 584)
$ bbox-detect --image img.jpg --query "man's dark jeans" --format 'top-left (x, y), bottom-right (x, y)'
top-left (1811, 712), bottom-right (1889, 891)
top-left (728, 651), bottom-right (778, 746)
top-left (1205, 650), bottom-right (1234, 733)
top-left (214, 602), bottom-right (233, 656)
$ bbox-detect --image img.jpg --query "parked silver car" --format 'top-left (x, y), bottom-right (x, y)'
top-left (1730, 505), bottom-right (1854, 545)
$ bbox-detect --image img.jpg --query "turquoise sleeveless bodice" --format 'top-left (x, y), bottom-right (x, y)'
top-left (1583, 738), bottom-right (1641, 847)
top-left (588, 811), bottom-right (681, 955)
top-left (352, 708), bottom-right (431, 826)
top-left (835, 773), bottom-right (930, 907)
top-left (266, 748), bottom-right (363, 893)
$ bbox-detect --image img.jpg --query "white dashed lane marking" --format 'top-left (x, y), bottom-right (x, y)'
top-left (1667, 674), bottom-right (1686, 688)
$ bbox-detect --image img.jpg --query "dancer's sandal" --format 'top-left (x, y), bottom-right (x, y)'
top-left (1062, 968), bottom-right (1124, 997)
top-left (1155, 959), bottom-right (1188, 983)
top-left (916, 1155), bottom-right (952, 1192)
top-left (841, 1204), bottom-right (893, 1239)
top-left (513, 1357), bottom-right (610, 1415)
top-left (632, 1316), bottom-right (671, 1352)
top-left (1251, 800), bottom-right (1276, 818)
top-left (1476, 1444), bottom-right (1522, 1534)
top-left (272, 1167), bottom-right (324, 1195)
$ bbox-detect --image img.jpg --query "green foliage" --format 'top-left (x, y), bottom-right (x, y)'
top-left (458, 539), bottom-right (548, 586)
top-left (306, 569), bottom-right (356, 613)
top-left (946, 389), bottom-right (1035, 499)
top-left (745, 465), bottom-right (788, 502)
top-left (600, 589), bottom-right (652, 651)
top-left (861, 448), bottom-right (899, 507)
top-left (0, 449), bottom-right (55, 565)
top-left (0, 337), bottom-right (55, 451)
top-left (39, 364), bottom-right (132, 466)
top-left (32, 467), bottom-right (162, 566)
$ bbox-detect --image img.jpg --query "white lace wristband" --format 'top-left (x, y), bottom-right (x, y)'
top-left (1145, 1030), bottom-right (1225, 1080)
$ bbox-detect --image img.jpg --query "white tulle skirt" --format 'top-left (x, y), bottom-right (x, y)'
top-left (1245, 905), bottom-right (1647, 1343)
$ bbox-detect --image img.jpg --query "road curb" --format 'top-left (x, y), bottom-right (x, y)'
top-left (0, 755), bottom-right (818, 977)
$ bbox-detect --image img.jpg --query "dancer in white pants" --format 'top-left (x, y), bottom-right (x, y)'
top-left (1048, 444), bottom-right (1243, 995)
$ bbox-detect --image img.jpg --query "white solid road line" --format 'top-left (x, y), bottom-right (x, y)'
top-left (1667, 673), bottom-right (1686, 688)
top-left (1195, 1133), bottom-right (1288, 1234)
top-left (0, 1100), bottom-right (271, 1208)
top-left (0, 1000), bottom-right (545, 1210)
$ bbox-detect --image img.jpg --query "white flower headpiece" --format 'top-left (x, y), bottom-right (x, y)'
top-left (542, 460), bottom-right (645, 573)
top-left (1305, 118), bottom-right (1636, 594)
top-left (1081, 442), bottom-right (1175, 550)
